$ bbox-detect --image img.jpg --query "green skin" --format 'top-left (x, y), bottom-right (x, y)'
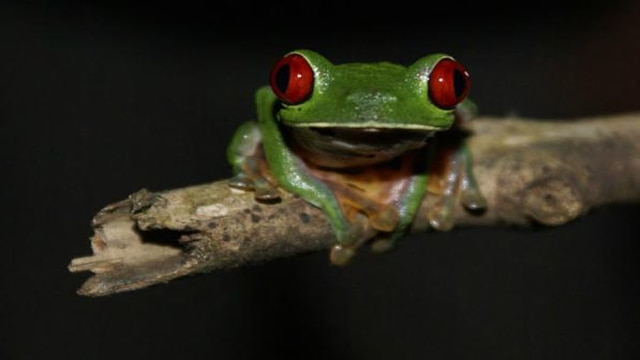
top-left (227, 50), bottom-right (486, 264)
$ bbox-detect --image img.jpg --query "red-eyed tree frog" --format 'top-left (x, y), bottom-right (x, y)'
top-left (227, 50), bottom-right (486, 265)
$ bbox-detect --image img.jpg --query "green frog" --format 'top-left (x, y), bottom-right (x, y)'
top-left (227, 50), bottom-right (486, 265)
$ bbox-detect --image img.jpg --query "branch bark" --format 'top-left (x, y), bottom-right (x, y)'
top-left (68, 113), bottom-right (640, 296)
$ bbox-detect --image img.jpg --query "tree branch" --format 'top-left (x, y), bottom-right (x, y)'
top-left (68, 113), bottom-right (640, 296)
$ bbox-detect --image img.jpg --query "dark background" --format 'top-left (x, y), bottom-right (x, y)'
top-left (2, 1), bottom-right (639, 359)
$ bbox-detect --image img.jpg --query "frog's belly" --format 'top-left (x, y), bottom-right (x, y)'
top-left (287, 126), bottom-right (432, 168)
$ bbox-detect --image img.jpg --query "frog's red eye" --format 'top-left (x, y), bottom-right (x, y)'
top-left (428, 58), bottom-right (471, 109)
top-left (269, 54), bottom-right (315, 105)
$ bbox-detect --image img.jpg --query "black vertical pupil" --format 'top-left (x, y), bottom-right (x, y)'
top-left (453, 69), bottom-right (466, 99)
top-left (275, 64), bottom-right (291, 93)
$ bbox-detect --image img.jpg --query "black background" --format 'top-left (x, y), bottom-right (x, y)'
top-left (2, 1), bottom-right (640, 359)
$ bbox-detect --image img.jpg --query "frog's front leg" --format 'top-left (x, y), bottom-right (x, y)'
top-left (261, 126), bottom-right (363, 266)
top-left (227, 120), bottom-right (280, 201)
top-left (255, 88), bottom-right (362, 264)
top-left (426, 99), bottom-right (487, 230)
top-left (427, 142), bottom-right (487, 231)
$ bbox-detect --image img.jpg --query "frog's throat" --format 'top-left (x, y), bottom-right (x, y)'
top-left (284, 125), bottom-right (434, 169)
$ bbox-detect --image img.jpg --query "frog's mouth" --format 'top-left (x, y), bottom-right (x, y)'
top-left (308, 126), bottom-right (433, 148)
top-left (287, 125), bottom-right (435, 168)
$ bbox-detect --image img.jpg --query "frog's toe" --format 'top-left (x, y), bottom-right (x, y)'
top-left (368, 207), bottom-right (399, 233)
top-left (328, 214), bottom-right (375, 264)
top-left (229, 174), bottom-right (254, 190)
top-left (253, 180), bottom-right (281, 201)
top-left (371, 238), bottom-right (396, 253)
top-left (427, 199), bottom-right (455, 231)
top-left (229, 174), bottom-right (281, 201)
top-left (461, 187), bottom-right (487, 211)
top-left (254, 188), bottom-right (280, 201)
top-left (330, 244), bottom-right (356, 266)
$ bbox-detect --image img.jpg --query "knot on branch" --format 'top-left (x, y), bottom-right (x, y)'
top-left (494, 150), bottom-right (589, 226)
top-left (522, 178), bottom-right (584, 225)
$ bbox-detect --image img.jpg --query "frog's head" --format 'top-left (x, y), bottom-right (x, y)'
top-left (269, 49), bottom-right (471, 133)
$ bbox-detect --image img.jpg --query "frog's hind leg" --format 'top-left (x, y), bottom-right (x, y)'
top-left (324, 182), bottom-right (401, 265)
top-left (329, 210), bottom-right (377, 266)
top-left (427, 142), bottom-right (487, 231)
top-left (370, 172), bottom-right (428, 253)
top-left (226, 121), bottom-right (280, 201)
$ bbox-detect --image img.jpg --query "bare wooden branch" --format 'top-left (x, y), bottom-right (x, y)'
top-left (68, 113), bottom-right (640, 296)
